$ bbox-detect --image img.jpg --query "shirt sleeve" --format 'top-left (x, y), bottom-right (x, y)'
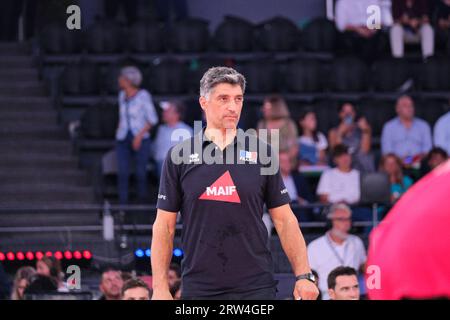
top-left (316, 170), bottom-right (331, 196)
top-left (335, 0), bottom-right (348, 32)
top-left (263, 149), bottom-right (291, 209)
top-left (381, 123), bottom-right (393, 155)
top-left (434, 118), bottom-right (446, 149)
top-left (421, 122), bottom-right (433, 154)
top-left (356, 237), bottom-right (367, 267)
top-left (156, 147), bottom-right (182, 212)
top-left (142, 91), bottom-right (159, 126)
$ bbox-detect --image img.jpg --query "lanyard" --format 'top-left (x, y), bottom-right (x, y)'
top-left (326, 232), bottom-right (348, 265)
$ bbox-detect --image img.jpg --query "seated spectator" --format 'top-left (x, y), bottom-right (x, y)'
top-left (99, 269), bottom-right (124, 300)
top-left (328, 102), bottom-right (374, 173)
top-left (11, 266), bottom-right (36, 300)
top-left (116, 65), bottom-right (159, 205)
top-left (317, 145), bottom-right (360, 205)
top-left (279, 150), bottom-right (315, 221)
top-left (257, 95), bottom-right (298, 161)
top-left (390, 0), bottom-right (434, 59)
top-left (297, 109), bottom-right (328, 167)
top-left (168, 263), bottom-right (181, 289)
top-left (327, 266), bottom-right (360, 300)
top-left (153, 100), bottom-right (193, 177)
top-left (433, 0), bottom-right (450, 53)
top-left (23, 275), bottom-right (58, 298)
top-left (307, 204), bottom-right (366, 299)
top-left (279, 151), bottom-right (314, 206)
top-left (379, 153), bottom-right (414, 202)
top-left (170, 280), bottom-right (181, 300)
top-left (121, 278), bottom-right (151, 300)
top-left (335, 0), bottom-right (388, 62)
top-left (381, 95), bottom-right (432, 167)
top-left (433, 101), bottom-right (450, 155)
top-left (36, 257), bottom-right (67, 292)
top-left (427, 147), bottom-right (448, 170)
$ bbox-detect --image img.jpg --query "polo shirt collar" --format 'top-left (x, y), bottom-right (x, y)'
top-left (195, 126), bottom-right (244, 149)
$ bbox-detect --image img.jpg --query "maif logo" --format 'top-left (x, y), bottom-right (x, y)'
top-left (199, 171), bottom-right (241, 204)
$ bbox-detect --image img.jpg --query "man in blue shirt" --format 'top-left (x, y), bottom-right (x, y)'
top-left (381, 95), bottom-right (432, 166)
top-left (151, 67), bottom-right (319, 300)
top-left (434, 102), bottom-right (450, 155)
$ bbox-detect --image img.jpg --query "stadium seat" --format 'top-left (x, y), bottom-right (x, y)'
top-left (80, 103), bottom-right (118, 139)
top-left (214, 16), bottom-right (255, 52)
top-left (300, 18), bottom-right (337, 53)
top-left (255, 16), bottom-right (300, 52)
top-left (62, 62), bottom-right (100, 95)
top-left (148, 59), bottom-right (188, 94)
top-left (283, 58), bottom-right (322, 93)
top-left (127, 20), bottom-right (166, 53)
top-left (186, 57), bottom-right (227, 93)
top-left (327, 56), bottom-right (369, 92)
top-left (85, 20), bottom-right (124, 54)
top-left (372, 58), bottom-right (412, 92)
top-left (40, 22), bottom-right (82, 54)
top-left (170, 18), bottom-right (210, 53)
top-left (418, 57), bottom-right (450, 91)
top-left (359, 172), bottom-right (391, 205)
top-left (235, 59), bottom-right (277, 93)
top-left (358, 99), bottom-right (397, 137)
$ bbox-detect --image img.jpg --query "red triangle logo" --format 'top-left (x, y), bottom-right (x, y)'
top-left (198, 170), bottom-right (241, 203)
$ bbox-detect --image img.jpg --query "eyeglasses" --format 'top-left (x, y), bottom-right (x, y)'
top-left (332, 217), bottom-right (352, 222)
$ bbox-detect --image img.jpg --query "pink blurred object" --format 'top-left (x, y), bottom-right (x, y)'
top-left (366, 160), bottom-right (450, 300)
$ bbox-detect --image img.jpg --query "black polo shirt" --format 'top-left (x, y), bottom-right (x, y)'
top-left (156, 129), bottom-right (291, 297)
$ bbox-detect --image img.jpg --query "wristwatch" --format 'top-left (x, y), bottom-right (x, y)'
top-left (295, 273), bottom-right (316, 284)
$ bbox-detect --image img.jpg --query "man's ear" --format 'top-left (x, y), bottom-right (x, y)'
top-left (328, 289), bottom-right (335, 300)
top-left (199, 96), bottom-right (207, 112)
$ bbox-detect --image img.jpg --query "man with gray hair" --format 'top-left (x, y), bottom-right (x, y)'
top-left (151, 67), bottom-right (319, 300)
top-left (307, 203), bottom-right (366, 299)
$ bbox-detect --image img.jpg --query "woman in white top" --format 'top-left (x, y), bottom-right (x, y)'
top-left (298, 109), bottom-right (328, 166)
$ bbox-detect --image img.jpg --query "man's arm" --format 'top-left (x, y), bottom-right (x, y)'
top-left (150, 209), bottom-right (178, 300)
top-left (269, 204), bottom-right (319, 300)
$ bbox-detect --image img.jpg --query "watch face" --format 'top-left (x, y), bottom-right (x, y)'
top-left (309, 273), bottom-right (316, 282)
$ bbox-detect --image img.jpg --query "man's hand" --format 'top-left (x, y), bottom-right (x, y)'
top-left (132, 135), bottom-right (143, 151)
top-left (151, 289), bottom-right (174, 300)
top-left (293, 279), bottom-right (319, 300)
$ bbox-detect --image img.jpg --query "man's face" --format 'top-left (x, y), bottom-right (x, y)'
top-left (329, 275), bottom-right (360, 300)
top-left (279, 152), bottom-right (292, 176)
top-left (199, 83), bottom-right (243, 130)
top-left (100, 271), bottom-right (124, 300)
top-left (334, 153), bottom-right (352, 171)
top-left (396, 97), bottom-right (415, 120)
top-left (122, 287), bottom-right (150, 300)
top-left (339, 103), bottom-right (356, 121)
top-left (162, 105), bottom-right (179, 125)
top-left (168, 269), bottom-right (179, 288)
top-left (429, 153), bottom-right (447, 169)
top-left (118, 75), bottom-right (131, 90)
top-left (331, 209), bottom-right (352, 234)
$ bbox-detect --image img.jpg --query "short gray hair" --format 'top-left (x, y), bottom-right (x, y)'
top-left (120, 66), bottom-right (143, 87)
top-left (199, 66), bottom-right (246, 98)
top-left (327, 203), bottom-right (352, 219)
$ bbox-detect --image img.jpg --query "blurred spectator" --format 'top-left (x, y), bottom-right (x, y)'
top-left (168, 263), bottom-right (181, 288)
top-left (381, 95), bottom-right (432, 167)
top-left (317, 145), bottom-right (361, 205)
top-left (390, 0), bottom-right (434, 58)
top-left (327, 266), bottom-right (360, 300)
top-left (11, 266), bottom-right (36, 300)
top-left (297, 109), bottom-right (328, 166)
top-left (99, 269), bottom-right (124, 300)
top-left (121, 278), bottom-right (151, 300)
top-left (307, 204), bottom-right (366, 300)
top-left (153, 100), bottom-right (193, 177)
top-left (23, 275), bottom-right (58, 297)
top-left (36, 257), bottom-right (67, 292)
top-left (427, 147), bottom-right (448, 170)
top-left (311, 269), bottom-right (322, 300)
top-left (329, 102), bottom-right (374, 173)
top-left (170, 280), bottom-right (182, 300)
top-left (257, 95), bottom-right (298, 161)
top-left (116, 66), bottom-right (159, 205)
top-left (0, 263), bottom-right (10, 300)
top-left (379, 153), bottom-right (414, 202)
top-left (335, 0), bottom-right (388, 62)
top-left (433, 0), bottom-right (450, 53)
top-left (279, 150), bottom-right (314, 214)
top-left (433, 102), bottom-right (450, 154)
